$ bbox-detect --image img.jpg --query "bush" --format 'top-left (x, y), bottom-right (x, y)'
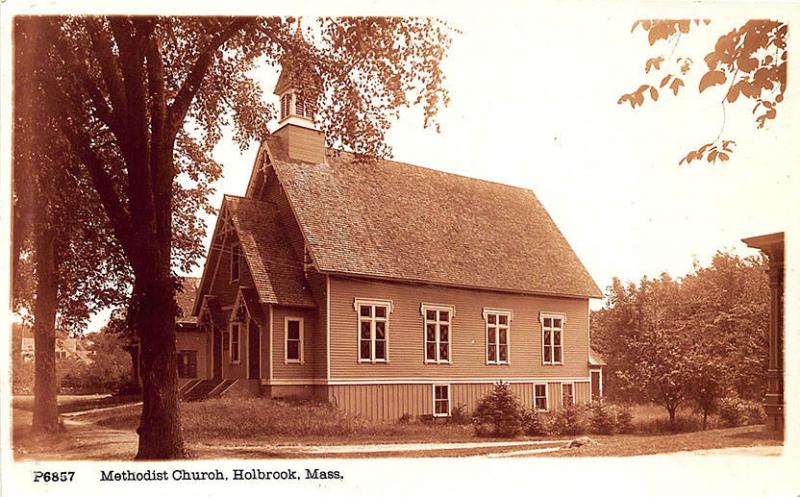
top-left (471, 382), bottom-right (523, 437)
top-left (552, 404), bottom-right (586, 436)
top-left (588, 401), bottom-right (615, 435)
top-left (521, 408), bottom-right (548, 436)
top-left (718, 396), bottom-right (766, 427)
top-left (450, 404), bottom-right (471, 425)
top-left (398, 413), bottom-right (413, 424)
top-left (609, 404), bottom-right (634, 433)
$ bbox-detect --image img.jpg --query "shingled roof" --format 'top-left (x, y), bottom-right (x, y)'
top-left (225, 195), bottom-right (315, 307)
top-left (267, 146), bottom-right (601, 299)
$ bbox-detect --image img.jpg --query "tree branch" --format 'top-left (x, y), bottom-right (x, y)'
top-left (168, 18), bottom-right (254, 134)
top-left (86, 18), bottom-right (128, 117)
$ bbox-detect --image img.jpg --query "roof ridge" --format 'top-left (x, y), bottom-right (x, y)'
top-left (324, 147), bottom-right (537, 195)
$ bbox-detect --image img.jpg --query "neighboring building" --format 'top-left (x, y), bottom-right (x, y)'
top-left (19, 333), bottom-right (93, 365)
top-left (176, 57), bottom-right (603, 420)
top-left (742, 232), bottom-right (784, 434)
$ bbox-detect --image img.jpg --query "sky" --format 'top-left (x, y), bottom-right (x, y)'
top-left (81, 4), bottom-right (798, 331)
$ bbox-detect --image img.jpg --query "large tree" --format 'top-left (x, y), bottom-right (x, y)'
top-left (13, 22), bottom-right (133, 432)
top-left (18, 16), bottom-right (453, 458)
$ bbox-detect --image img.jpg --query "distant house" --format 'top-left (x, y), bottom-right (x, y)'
top-left (174, 58), bottom-right (603, 420)
top-left (19, 333), bottom-right (93, 365)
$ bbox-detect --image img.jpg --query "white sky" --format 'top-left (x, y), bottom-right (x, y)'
top-left (77, 5), bottom-right (798, 331)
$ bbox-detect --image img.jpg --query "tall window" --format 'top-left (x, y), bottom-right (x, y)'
top-left (230, 322), bottom-right (241, 363)
top-left (542, 314), bottom-right (564, 365)
top-left (422, 305), bottom-right (452, 363)
top-left (534, 383), bottom-right (548, 411)
top-left (561, 383), bottom-right (574, 407)
top-left (356, 300), bottom-right (390, 363)
top-left (177, 351), bottom-right (198, 378)
top-left (484, 309), bottom-right (511, 364)
top-left (285, 317), bottom-right (303, 364)
top-left (433, 384), bottom-right (450, 417)
top-left (230, 243), bottom-right (241, 282)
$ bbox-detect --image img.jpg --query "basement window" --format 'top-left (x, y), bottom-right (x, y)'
top-left (561, 383), bottom-right (574, 407)
top-left (534, 383), bottom-right (548, 411)
top-left (433, 384), bottom-right (451, 417)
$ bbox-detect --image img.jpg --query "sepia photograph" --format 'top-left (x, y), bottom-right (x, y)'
top-left (0, 1), bottom-right (797, 496)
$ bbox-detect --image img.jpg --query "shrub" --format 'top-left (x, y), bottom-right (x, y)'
top-left (449, 404), bottom-right (471, 425)
top-left (609, 404), bottom-right (634, 433)
top-left (552, 404), bottom-right (586, 436)
top-left (398, 413), bottom-right (413, 424)
top-left (588, 401), bottom-right (615, 435)
top-left (634, 415), bottom-right (702, 434)
top-left (471, 382), bottom-right (523, 437)
top-left (718, 396), bottom-right (766, 427)
top-left (521, 408), bottom-right (548, 436)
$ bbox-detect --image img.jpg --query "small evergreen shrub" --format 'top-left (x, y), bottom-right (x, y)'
top-left (552, 404), bottom-right (586, 436)
top-left (521, 408), bottom-right (548, 436)
top-left (743, 400), bottom-right (766, 425)
top-left (608, 404), bottom-right (634, 434)
top-left (471, 382), bottom-right (523, 437)
top-left (588, 401), bottom-right (615, 435)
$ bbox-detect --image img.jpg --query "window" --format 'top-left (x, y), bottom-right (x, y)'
top-left (230, 322), bottom-right (241, 363)
top-left (280, 93), bottom-right (291, 119)
top-left (561, 383), bottom-right (574, 407)
top-left (177, 351), bottom-right (198, 378)
top-left (534, 383), bottom-right (548, 411)
top-left (541, 313), bottom-right (564, 365)
top-left (422, 304), bottom-right (453, 363)
top-left (285, 317), bottom-right (304, 364)
top-left (304, 99), bottom-right (315, 119)
top-left (355, 299), bottom-right (391, 363)
top-left (295, 97), bottom-right (305, 117)
top-left (433, 384), bottom-right (450, 417)
top-left (483, 309), bottom-right (511, 364)
top-left (230, 243), bottom-right (241, 282)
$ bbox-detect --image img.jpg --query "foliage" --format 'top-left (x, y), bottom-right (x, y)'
top-left (551, 404), bottom-right (586, 436)
top-left (717, 396), bottom-right (766, 427)
top-left (591, 251), bottom-right (769, 425)
top-left (449, 404), bottom-right (471, 425)
top-left (61, 331), bottom-right (132, 394)
top-left (471, 382), bottom-right (524, 438)
top-left (609, 404), bottom-right (634, 434)
top-left (588, 401), bottom-right (616, 435)
top-left (521, 408), bottom-right (549, 436)
top-left (619, 19), bottom-right (787, 164)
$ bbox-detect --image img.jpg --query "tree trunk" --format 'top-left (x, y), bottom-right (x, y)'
top-left (667, 406), bottom-right (677, 428)
top-left (702, 409), bottom-right (708, 430)
top-left (133, 265), bottom-right (185, 459)
top-left (32, 224), bottom-right (61, 433)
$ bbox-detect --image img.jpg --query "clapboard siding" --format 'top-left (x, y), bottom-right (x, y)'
top-left (175, 330), bottom-right (211, 380)
top-left (328, 276), bottom-right (591, 380)
top-left (271, 305), bottom-right (316, 379)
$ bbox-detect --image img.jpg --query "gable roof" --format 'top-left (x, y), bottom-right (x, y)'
top-left (267, 144), bottom-right (601, 299)
top-left (225, 195), bottom-right (315, 308)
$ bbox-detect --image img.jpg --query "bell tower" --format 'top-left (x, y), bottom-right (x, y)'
top-left (272, 21), bottom-right (326, 163)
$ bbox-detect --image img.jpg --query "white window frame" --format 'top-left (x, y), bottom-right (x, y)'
top-left (433, 384), bottom-right (451, 417)
top-left (561, 382), bottom-right (575, 408)
top-left (541, 312), bottom-right (566, 365)
top-left (229, 321), bottom-right (241, 364)
top-left (483, 308), bottom-right (512, 365)
top-left (533, 383), bottom-right (549, 411)
top-left (354, 298), bottom-right (393, 364)
top-left (421, 304), bottom-right (454, 364)
top-left (230, 242), bottom-right (241, 283)
top-left (284, 317), bottom-right (304, 364)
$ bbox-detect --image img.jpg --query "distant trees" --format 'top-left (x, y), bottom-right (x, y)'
top-left (592, 251), bottom-right (769, 427)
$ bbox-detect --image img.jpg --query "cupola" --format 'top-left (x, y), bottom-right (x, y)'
top-left (272, 22), bottom-right (326, 164)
